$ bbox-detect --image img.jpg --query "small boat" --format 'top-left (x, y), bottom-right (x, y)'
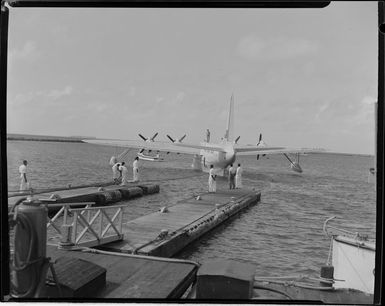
top-left (251, 216), bottom-right (375, 303)
top-left (137, 152), bottom-right (164, 162)
top-left (185, 216), bottom-right (375, 303)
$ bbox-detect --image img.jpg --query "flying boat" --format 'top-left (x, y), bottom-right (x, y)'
top-left (84, 95), bottom-right (323, 175)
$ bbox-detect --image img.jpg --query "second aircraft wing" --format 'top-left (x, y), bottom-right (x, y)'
top-left (234, 145), bottom-right (324, 156)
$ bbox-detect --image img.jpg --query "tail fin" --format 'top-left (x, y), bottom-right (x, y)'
top-left (224, 94), bottom-right (235, 142)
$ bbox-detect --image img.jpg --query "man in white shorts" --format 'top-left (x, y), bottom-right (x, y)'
top-left (19, 160), bottom-right (28, 191)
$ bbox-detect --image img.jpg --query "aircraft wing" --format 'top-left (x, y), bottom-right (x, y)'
top-left (83, 139), bottom-right (226, 155)
top-left (234, 145), bottom-right (324, 156)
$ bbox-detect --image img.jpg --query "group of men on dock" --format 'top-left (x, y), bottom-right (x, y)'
top-left (110, 156), bottom-right (140, 185)
top-left (228, 163), bottom-right (242, 190)
top-left (208, 163), bottom-right (242, 193)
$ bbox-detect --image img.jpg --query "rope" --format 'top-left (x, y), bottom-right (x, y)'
top-left (255, 274), bottom-right (336, 284)
top-left (54, 245), bottom-right (200, 268)
top-left (10, 213), bottom-right (42, 298)
top-left (48, 262), bottom-right (63, 297)
top-left (254, 279), bottom-right (335, 291)
top-left (326, 236), bottom-right (333, 265)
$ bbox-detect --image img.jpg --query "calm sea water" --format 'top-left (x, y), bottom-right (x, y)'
top-left (6, 140), bottom-right (376, 278)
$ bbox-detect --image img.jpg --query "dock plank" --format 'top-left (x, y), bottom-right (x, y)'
top-left (46, 245), bottom-right (197, 299)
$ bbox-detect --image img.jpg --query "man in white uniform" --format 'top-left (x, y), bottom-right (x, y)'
top-left (109, 156), bottom-right (117, 167)
top-left (112, 162), bottom-right (121, 184)
top-left (133, 157), bottom-right (139, 182)
top-left (119, 162), bottom-right (129, 186)
top-left (228, 164), bottom-right (236, 189)
top-left (208, 165), bottom-right (216, 193)
top-left (19, 160), bottom-right (28, 191)
top-left (235, 163), bottom-right (242, 189)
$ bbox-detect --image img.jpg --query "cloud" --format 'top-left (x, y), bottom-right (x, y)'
top-left (361, 95), bottom-right (376, 105)
top-left (174, 91), bottom-right (186, 104)
top-left (9, 41), bottom-right (40, 65)
top-left (156, 97), bottom-right (165, 104)
top-left (237, 36), bottom-right (318, 61)
top-left (9, 85), bottom-right (74, 107)
top-left (127, 86), bottom-right (136, 97)
top-left (315, 101), bottom-right (330, 121)
top-left (155, 91), bottom-right (186, 107)
top-left (47, 86), bottom-right (73, 100)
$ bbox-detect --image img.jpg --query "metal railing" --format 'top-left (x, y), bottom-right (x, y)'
top-left (69, 204), bottom-right (125, 247)
top-left (46, 202), bottom-right (95, 235)
top-left (46, 202), bottom-right (125, 248)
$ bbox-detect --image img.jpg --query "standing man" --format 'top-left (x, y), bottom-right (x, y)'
top-left (235, 163), bottom-right (242, 189)
top-left (206, 129), bottom-right (211, 142)
top-left (133, 156), bottom-right (140, 182)
top-left (119, 162), bottom-right (129, 186)
top-left (228, 164), bottom-right (236, 189)
top-left (112, 162), bottom-right (121, 184)
top-left (109, 156), bottom-right (117, 167)
top-left (19, 160), bottom-right (28, 192)
top-left (208, 165), bottom-right (216, 193)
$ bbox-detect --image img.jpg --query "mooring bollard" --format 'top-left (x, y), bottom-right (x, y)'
top-left (59, 224), bottom-right (74, 249)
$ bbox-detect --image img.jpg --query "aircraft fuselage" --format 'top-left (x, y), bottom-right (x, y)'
top-left (198, 141), bottom-right (236, 174)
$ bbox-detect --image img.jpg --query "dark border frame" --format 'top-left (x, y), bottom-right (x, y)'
top-left (1, 1), bottom-right (383, 305)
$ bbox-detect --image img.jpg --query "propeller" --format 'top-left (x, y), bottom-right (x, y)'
top-left (178, 134), bottom-right (186, 142)
top-left (139, 132), bottom-right (158, 142)
top-left (234, 136), bottom-right (240, 144)
top-left (167, 135), bottom-right (176, 143)
top-left (138, 134), bottom-right (147, 141)
top-left (150, 132), bottom-right (158, 141)
top-left (257, 133), bottom-right (262, 145)
top-left (257, 133), bottom-right (262, 160)
top-left (167, 134), bottom-right (186, 143)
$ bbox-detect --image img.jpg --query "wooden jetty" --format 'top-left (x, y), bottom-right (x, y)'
top-left (45, 245), bottom-right (198, 299)
top-left (100, 189), bottom-right (261, 257)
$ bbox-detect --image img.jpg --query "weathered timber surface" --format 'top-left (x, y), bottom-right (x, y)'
top-left (101, 188), bottom-right (261, 257)
top-left (46, 245), bottom-right (198, 299)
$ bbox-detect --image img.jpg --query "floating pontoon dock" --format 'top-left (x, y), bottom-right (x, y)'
top-left (101, 189), bottom-right (261, 257)
top-left (8, 182), bottom-right (159, 211)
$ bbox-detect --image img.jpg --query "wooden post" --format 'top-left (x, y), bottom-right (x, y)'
top-left (72, 211), bottom-right (78, 243)
top-left (99, 209), bottom-right (103, 238)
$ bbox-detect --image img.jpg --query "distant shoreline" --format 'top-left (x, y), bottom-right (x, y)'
top-left (7, 134), bottom-right (86, 143)
top-left (7, 137), bottom-right (84, 143)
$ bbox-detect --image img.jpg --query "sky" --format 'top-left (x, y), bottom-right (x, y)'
top-left (6, 2), bottom-right (378, 154)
